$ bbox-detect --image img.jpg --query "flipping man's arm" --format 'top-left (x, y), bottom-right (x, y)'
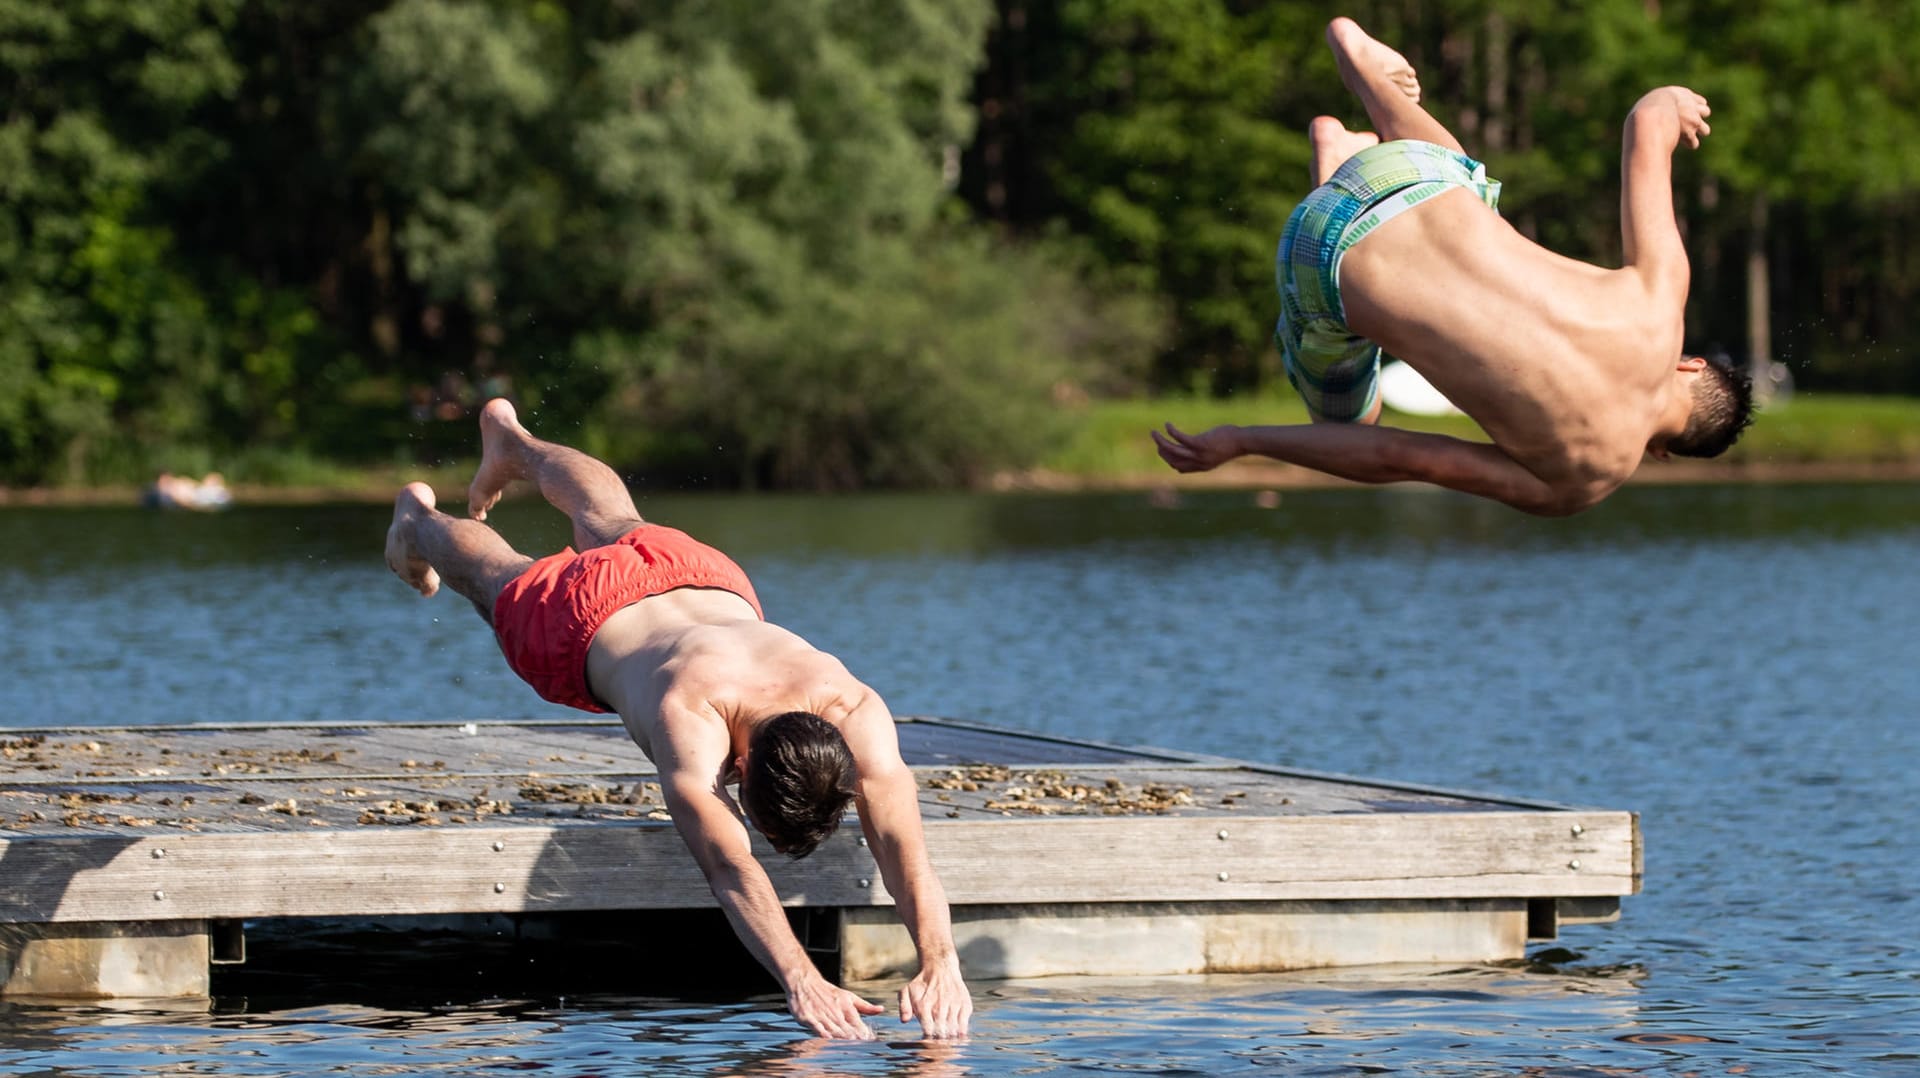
top-left (656, 738), bottom-right (883, 1039)
top-left (1152, 421), bottom-right (1582, 515)
top-left (840, 695), bottom-right (972, 1039)
top-left (1621, 86), bottom-right (1710, 295)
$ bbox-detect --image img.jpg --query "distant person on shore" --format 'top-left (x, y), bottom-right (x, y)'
top-left (144, 471), bottom-right (231, 511)
top-left (1153, 17), bottom-right (1753, 515)
top-left (382, 400), bottom-right (970, 1040)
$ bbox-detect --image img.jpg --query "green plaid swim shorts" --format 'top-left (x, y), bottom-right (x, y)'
top-left (1275, 140), bottom-right (1502, 421)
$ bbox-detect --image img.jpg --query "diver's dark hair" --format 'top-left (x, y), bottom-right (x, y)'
top-left (742, 711), bottom-right (856, 858)
top-left (1667, 353), bottom-right (1755, 458)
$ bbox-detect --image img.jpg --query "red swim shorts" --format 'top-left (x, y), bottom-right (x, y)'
top-left (491, 524), bottom-right (764, 713)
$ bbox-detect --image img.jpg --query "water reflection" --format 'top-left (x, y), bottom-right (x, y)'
top-left (2, 964), bottom-right (1661, 1078)
top-left (719, 1037), bottom-right (971, 1078)
top-left (4, 485), bottom-right (1918, 1074)
top-left (0, 944), bottom-right (1905, 1075)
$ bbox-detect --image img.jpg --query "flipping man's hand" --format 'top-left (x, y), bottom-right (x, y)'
top-left (899, 959), bottom-right (972, 1039)
top-left (787, 976), bottom-right (884, 1040)
top-left (1631, 86), bottom-right (1712, 150)
top-left (1152, 423), bottom-right (1243, 474)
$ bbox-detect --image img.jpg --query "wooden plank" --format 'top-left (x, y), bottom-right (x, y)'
top-left (0, 808), bottom-right (1635, 923)
top-left (0, 763), bottom-right (1572, 852)
top-left (0, 823), bottom-right (784, 921)
top-left (2, 728), bottom-right (370, 785)
top-left (899, 716), bottom-right (1199, 765)
top-left (491, 723), bottom-right (652, 762)
top-left (904, 764), bottom-right (1506, 819)
top-left (11, 716), bottom-right (1560, 811)
top-left (1166, 751), bottom-right (1594, 812)
top-left (142, 723), bottom-right (612, 779)
top-left (308, 726), bottom-right (534, 774)
top-left (0, 760), bottom-right (1549, 834)
top-left (893, 723), bottom-right (1164, 767)
top-left (0, 771), bottom-right (677, 835)
top-left (7, 718), bottom-right (1178, 772)
top-left (914, 812), bottom-right (1639, 904)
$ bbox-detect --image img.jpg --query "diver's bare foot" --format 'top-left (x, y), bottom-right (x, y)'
top-left (468, 398), bottom-right (530, 521)
top-left (1327, 17), bottom-right (1420, 104)
top-left (1309, 116), bottom-right (1380, 184)
top-left (386, 482), bottom-right (442, 598)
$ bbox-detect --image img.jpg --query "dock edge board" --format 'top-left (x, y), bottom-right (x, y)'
top-left (0, 809), bottom-right (1637, 924)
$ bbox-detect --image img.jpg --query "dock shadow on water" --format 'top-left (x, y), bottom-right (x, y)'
top-left (0, 919), bottom-right (1746, 1078)
top-left (8, 910), bottom-right (1830, 1078)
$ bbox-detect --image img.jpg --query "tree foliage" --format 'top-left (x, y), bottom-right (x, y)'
top-left (2, 0), bottom-right (1917, 487)
top-left (0, 0), bottom-right (1163, 487)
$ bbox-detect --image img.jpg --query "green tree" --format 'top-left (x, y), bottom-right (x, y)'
top-left (336, 0), bottom-right (1162, 486)
top-left (1672, 0), bottom-right (1920, 387)
top-left (983, 0), bottom-right (1330, 392)
top-left (1, 0), bottom-right (1163, 488)
top-left (0, 0), bottom-right (329, 483)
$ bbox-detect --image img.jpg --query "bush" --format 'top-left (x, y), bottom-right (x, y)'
top-left (583, 227), bottom-right (1167, 489)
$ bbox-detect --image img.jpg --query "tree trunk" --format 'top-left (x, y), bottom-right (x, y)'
top-left (1746, 191), bottom-right (1772, 399)
top-left (1482, 9), bottom-right (1508, 156)
top-left (1441, 26), bottom-right (1476, 144)
top-left (368, 198), bottom-right (400, 359)
top-left (1512, 40), bottom-right (1543, 240)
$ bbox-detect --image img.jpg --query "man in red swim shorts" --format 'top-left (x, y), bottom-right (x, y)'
top-left (383, 399), bottom-right (969, 1041)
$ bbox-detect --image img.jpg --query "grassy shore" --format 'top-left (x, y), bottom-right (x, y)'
top-left (5, 392), bottom-right (1920, 506)
top-left (1016, 391), bottom-right (1920, 489)
top-left (0, 461), bottom-right (478, 508)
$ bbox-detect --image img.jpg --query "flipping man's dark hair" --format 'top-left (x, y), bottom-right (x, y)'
top-left (741, 711), bottom-right (856, 858)
top-left (1668, 353), bottom-right (1756, 458)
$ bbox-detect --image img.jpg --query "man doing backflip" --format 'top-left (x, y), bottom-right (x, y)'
top-left (384, 399), bottom-right (970, 1040)
top-left (1154, 18), bottom-right (1753, 515)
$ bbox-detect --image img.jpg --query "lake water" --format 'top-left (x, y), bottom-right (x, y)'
top-left (2, 484), bottom-right (1917, 1075)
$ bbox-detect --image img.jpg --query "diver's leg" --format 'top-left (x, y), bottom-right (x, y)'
top-left (387, 482), bottom-right (534, 623)
top-left (467, 398), bottom-right (646, 551)
top-left (1326, 18), bottom-right (1467, 155)
top-left (1309, 116), bottom-right (1382, 185)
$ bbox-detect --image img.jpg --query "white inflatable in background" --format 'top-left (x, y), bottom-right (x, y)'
top-left (1378, 359), bottom-right (1462, 417)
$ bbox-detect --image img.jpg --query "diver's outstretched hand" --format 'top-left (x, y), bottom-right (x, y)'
top-left (1152, 423), bottom-right (1244, 474)
top-left (787, 976), bottom-right (883, 1040)
top-left (899, 959), bottom-right (972, 1039)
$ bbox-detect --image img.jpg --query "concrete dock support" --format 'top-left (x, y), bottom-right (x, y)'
top-left (839, 899), bottom-right (1529, 982)
top-left (0, 920), bottom-right (209, 1000)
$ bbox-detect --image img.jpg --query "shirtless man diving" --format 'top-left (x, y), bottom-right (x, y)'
top-left (1154, 17), bottom-right (1753, 516)
top-left (383, 399), bottom-right (970, 1040)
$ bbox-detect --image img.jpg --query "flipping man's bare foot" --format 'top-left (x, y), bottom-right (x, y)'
top-left (1326, 17), bottom-right (1421, 104)
top-left (386, 482), bottom-right (442, 598)
top-left (1309, 116), bottom-right (1381, 184)
top-left (468, 398), bottom-right (530, 521)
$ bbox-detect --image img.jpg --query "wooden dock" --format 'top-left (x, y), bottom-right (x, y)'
top-left (0, 718), bottom-right (1638, 998)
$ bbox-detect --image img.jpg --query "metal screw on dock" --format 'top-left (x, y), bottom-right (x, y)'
top-left (493, 882), bottom-right (505, 893)
top-left (492, 841), bottom-right (505, 852)
top-left (153, 890), bottom-right (165, 901)
top-left (857, 878), bottom-right (871, 889)
top-left (1568, 859), bottom-right (1581, 871)
top-left (1217, 871), bottom-right (1230, 882)
top-left (151, 848), bottom-right (165, 859)
top-left (1570, 822), bottom-right (1585, 836)
top-left (857, 837), bottom-right (868, 847)
top-left (1216, 829), bottom-right (1229, 841)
